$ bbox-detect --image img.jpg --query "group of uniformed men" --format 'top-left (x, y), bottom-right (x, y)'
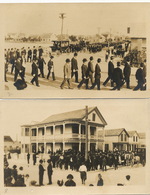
top-left (4, 46), bottom-right (146, 91)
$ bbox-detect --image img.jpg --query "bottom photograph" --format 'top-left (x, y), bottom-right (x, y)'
top-left (2, 99), bottom-right (148, 193)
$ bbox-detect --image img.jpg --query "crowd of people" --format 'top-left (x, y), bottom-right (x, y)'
top-left (4, 44), bottom-right (146, 91)
top-left (4, 148), bottom-right (145, 187)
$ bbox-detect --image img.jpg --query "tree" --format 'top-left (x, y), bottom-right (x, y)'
top-left (69, 35), bottom-right (78, 42)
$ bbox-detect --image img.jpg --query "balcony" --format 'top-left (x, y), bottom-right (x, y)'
top-left (30, 133), bottom-right (98, 143)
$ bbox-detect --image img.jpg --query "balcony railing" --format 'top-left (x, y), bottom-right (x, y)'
top-left (30, 133), bottom-right (98, 142)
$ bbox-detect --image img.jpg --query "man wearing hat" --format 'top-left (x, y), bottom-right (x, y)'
top-left (111, 61), bottom-right (123, 90)
top-left (47, 159), bottom-right (53, 185)
top-left (123, 58), bottom-right (131, 89)
top-left (133, 63), bottom-right (145, 91)
top-left (87, 56), bottom-right (94, 86)
top-left (39, 159), bottom-right (45, 186)
top-left (103, 56), bottom-right (114, 87)
top-left (47, 56), bottom-right (55, 80)
top-left (31, 58), bottom-right (40, 87)
top-left (60, 58), bottom-right (72, 89)
top-left (14, 56), bottom-right (25, 82)
top-left (38, 55), bottom-right (46, 78)
top-left (78, 58), bottom-right (89, 89)
top-left (90, 58), bottom-right (101, 90)
top-left (71, 52), bottom-right (79, 83)
top-left (65, 174), bottom-right (76, 186)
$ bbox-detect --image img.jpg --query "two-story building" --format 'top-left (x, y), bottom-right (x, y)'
top-left (128, 131), bottom-right (140, 151)
top-left (21, 107), bottom-right (107, 154)
top-left (99, 128), bottom-right (129, 151)
top-left (138, 132), bottom-right (146, 148)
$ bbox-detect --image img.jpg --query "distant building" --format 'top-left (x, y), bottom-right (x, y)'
top-left (138, 132), bottom-right (146, 148)
top-left (99, 128), bottom-right (129, 151)
top-left (40, 33), bottom-right (52, 43)
top-left (4, 136), bottom-right (21, 153)
top-left (21, 107), bottom-right (107, 154)
top-left (128, 131), bottom-right (140, 151)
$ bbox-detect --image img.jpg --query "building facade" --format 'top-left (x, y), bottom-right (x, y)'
top-left (128, 131), bottom-right (140, 151)
top-left (99, 129), bottom-right (130, 151)
top-left (21, 107), bottom-right (107, 154)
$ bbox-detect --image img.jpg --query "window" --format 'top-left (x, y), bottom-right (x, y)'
top-left (124, 134), bottom-right (127, 141)
top-left (90, 127), bottom-right (95, 135)
top-left (92, 113), bottom-right (96, 121)
top-left (133, 136), bottom-right (135, 142)
top-left (72, 124), bottom-right (79, 134)
top-left (25, 128), bottom-right (29, 136)
top-left (121, 134), bottom-right (123, 141)
top-left (32, 129), bottom-right (37, 136)
top-left (25, 144), bottom-right (29, 153)
top-left (136, 136), bottom-right (138, 142)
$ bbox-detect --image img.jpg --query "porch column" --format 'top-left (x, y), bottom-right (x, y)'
top-left (44, 126), bottom-right (46, 153)
top-left (79, 124), bottom-right (81, 152)
top-left (44, 142), bottom-right (46, 154)
top-left (36, 142), bottom-right (38, 153)
top-left (96, 126), bottom-right (98, 150)
top-left (102, 127), bottom-right (105, 152)
top-left (53, 125), bottom-right (56, 152)
top-left (29, 128), bottom-right (32, 154)
top-left (63, 123), bottom-right (66, 151)
top-left (88, 125), bottom-right (90, 151)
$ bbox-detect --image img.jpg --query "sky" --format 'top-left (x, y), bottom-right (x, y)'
top-left (1, 99), bottom-right (149, 140)
top-left (1, 3), bottom-right (147, 36)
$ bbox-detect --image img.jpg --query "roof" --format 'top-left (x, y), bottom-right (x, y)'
top-left (138, 133), bottom-right (146, 139)
top-left (128, 131), bottom-right (139, 137)
top-left (4, 136), bottom-right (14, 143)
top-left (99, 128), bottom-right (129, 137)
top-left (22, 107), bottom-right (107, 126)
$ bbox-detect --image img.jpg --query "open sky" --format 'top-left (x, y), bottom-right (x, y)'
top-left (1, 3), bottom-right (147, 35)
top-left (1, 99), bottom-right (149, 140)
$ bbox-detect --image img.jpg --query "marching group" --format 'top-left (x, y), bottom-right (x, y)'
top-left (4, 148), bottom-right (144, 187)
top-left (4, 45), bottom-right (146, 91)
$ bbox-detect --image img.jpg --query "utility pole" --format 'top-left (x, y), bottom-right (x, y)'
top-left (85, 106), bottom-right (88, 160)
top-left (59, 13), bottom-right (66, 40)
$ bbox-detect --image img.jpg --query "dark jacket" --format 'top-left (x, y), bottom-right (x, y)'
top-left (65, 180), bottom-right (76, 186)
top-left (135, 68), bottom-right (145, 83)
top-left (81, 64), bottom-right (88, 78)
top-left (95, 63), bottom-right (101, 79)
top-left (38, 58), bottom-right (46, 68)
top-left (88, 61), bottom-right (94, 75)
top-left (108, 61), bottom-right (114, 77)
top-left (113, 67), bottom-right (123, 82)
top-left (71, 57), bottom-right (78, 71)
top-left (39, 164), bottom-right (45, 176)
top-left (47, 164), bottom-right (53, 175)
top-left (47, 60), bottom-right (53, 70)
top-left (97, 178), bottom-right (103, 186)
top-left (123, 62), bottom-right (131, 78)
top-left (31, 62), bottom-right (38, 76)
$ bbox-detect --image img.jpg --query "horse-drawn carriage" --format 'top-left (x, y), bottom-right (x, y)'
top-left (50, 40), bottom-right (70, 53)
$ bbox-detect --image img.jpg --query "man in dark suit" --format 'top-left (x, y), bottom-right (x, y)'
top-left (90, 58), bottom-right (101, 90)
top-left (133, 63), bottom-right (145, 91)
top-left (33, 46), bottom-right (37, 60)
top-left (27, 47), bottom-right (32, 62)
top-left (103, 56), bottom-right (114, 87)
top-left (14, 56), bottom-right (25, 82)
top-left (39, 160), bottom-right (45, 186)
top-left (31, 58), bottom-right (40, 87)
top-left (47, 159), bottom-right (53, 185)
top-left (71, 52), bottom-right (78, 83)
top-left (38, 46), bottom-right (44, 58)
top-left (87, 56), bottom-right (94, 86)
top-left (78, 58), bottom-right (89, 89)
top-left (47, 56), bottom-right (55, 80)
top-left (111, 62), bottom-right (123, 90)
top-left (38, 55), bottom-right (46, 78)
top-left (123, 59), bottom-right (131, 89)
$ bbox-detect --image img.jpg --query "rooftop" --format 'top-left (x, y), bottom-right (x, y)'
top-left (4, 136), bottom-right (14, 143)
top-left (99, 128), bottom-right (129, 137)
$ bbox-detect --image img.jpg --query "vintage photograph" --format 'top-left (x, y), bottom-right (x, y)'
top-left (2, 99), bottom-right (149, 194)
top-left (1, 3), bottom-right (149, 98)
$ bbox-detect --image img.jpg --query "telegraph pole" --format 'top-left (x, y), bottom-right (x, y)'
top-left (59, 13), bottom-right (66, 40)
top-left (85, 106), bottom-right (88, 160)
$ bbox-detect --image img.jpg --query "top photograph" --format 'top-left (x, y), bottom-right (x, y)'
top-left (1, 3), bottom-right (149, 98)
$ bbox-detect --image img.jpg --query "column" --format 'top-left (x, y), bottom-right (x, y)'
top-left (102, 127), bottom-right (105, 152)
top-left (44, 142), bottom-right (46, 154)
top-left (88, 125), bottom-right (90, 151)
top-left (63, 123), bottom-right (65, 151)
top-left (53, 125), bottom-right (56, 152)
top-left (79, 124), bottom-right (81, 152)
top-left (36, 142), bottom-right (38, 153)
top-left (95, 126), bottom-right (98, 150)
